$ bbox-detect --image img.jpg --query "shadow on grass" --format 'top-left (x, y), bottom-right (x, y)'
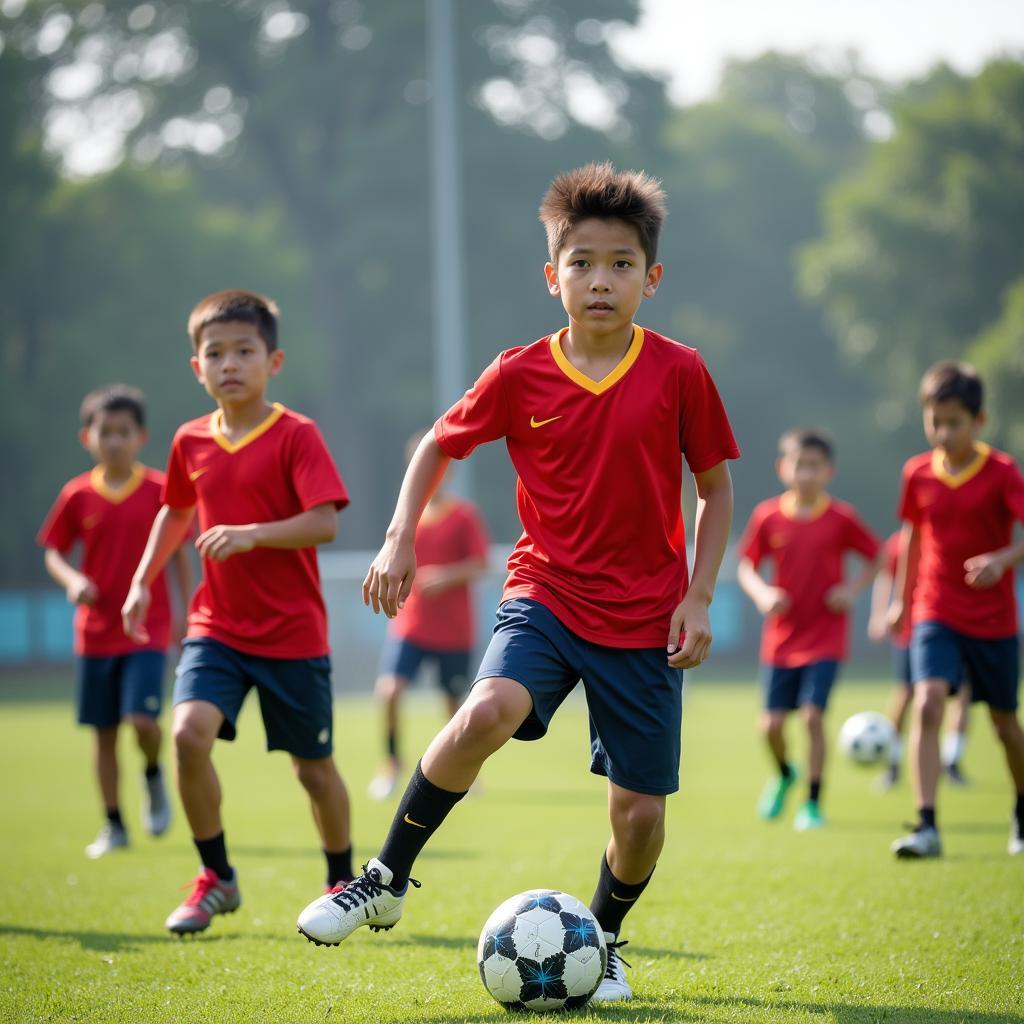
top-left (0, 922), bottom-right (251, 952)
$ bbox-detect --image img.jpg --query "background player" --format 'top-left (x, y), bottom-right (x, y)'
top-left (38, 385), bottom-right (192, 858)
top-left (738, 428), bottom-right (882, 830)
top-left (889, 361), bottom-right (1024, 858)
top-left (122, 290), bottom-right (355, 932)
top-left (297, 163), bottom-right (739, 1004)
top-left (368, 429), bottom-right (489, 800)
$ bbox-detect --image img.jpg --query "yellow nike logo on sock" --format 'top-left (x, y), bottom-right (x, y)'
top-left (403, 813), bottom-right (427, 828)
top-left (530, 415), bottom-right (562, 428)
top-left (610, 892), bottom-right (638, 902)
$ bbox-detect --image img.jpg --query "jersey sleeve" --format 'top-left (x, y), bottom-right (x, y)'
top-left (37, 485), bottom-right (79, 553)
top-left (843, 508), bottom-right (881, 560)
top-left (736, 506), bottom-right (768, 567)
top-left (459, 503), bottom-right (490, 561)
top-left (162, 432), bottom-right (198, 510)
top-left (1003, 459), bottom-right (1024, 523)
top-left (679, 351), bottom-right (741, 473)
top-left (897, 462), bottom-right (920, 525)
top-left (289, 422), bottom-right (350, 512)
top-left (434, 355), bottom-right (510, 460)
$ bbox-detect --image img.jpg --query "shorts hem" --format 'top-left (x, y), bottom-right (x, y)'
top-left (591, 765), bottom-right (678, 796)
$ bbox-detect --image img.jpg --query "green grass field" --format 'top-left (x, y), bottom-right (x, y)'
top-left (2, 674), bottom-right (1022, 1023)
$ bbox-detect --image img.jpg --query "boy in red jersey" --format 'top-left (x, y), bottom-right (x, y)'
top-left (298, 163), bottom-right (739, 1004)
top-left (122, 290), bottom-right (355, 933)
top-left (39, 386), bottom-right (192, 859)
top-left (868, 531), bottom-right (971, 790)
top-left (368, 430), bottom-right (489, 801)
top-left (889, 361), bottom-right (1024, 858)
top-left (738, 429), bottom-right (882, 831)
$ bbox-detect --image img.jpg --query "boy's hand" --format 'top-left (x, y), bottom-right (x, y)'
top-left (122, 581), bottom-right (151, 645)
top-left (67, 573), bottom-right (98, 607)
top-left (363, 534), bottom-right (416, 618)
top-left (964, 551), bottom-right (1007, 589)
top-left (825, 582), bottom-right (856, 612)
top-left (867, 613), bottom-right (889, 643)
top-left (416, 565), bottom-right (452, 598)
top-left (667, 594), bottom-right (711, 669)
top-left (196, 524), bottom-right (256, 562)
top-left (755, 586), bottom-right (790, 617)
top-left (886, 599), bottom-right (905, 635)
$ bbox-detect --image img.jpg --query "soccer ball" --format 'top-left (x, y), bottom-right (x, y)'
top-left (839, 711), bottom-right (896, 765)
top-left (477, 889), bottom-right (607, 1012)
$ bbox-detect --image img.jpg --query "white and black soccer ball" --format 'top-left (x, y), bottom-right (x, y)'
top-left (839, 711), bottom-right (896, 765)
top-left (477, 889), bottom-right (607, 1013)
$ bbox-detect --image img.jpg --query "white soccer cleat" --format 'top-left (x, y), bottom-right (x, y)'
top-left (297, 858), bottom-right (418, 946)
top-left (367, 771), bottom-right (399, 801)
top-left (590, 933), bottom-right (632, 1003)
top-left (85, 821), bottom-right (129, 859)
top-left (891, 825), bottom-right (941, 859)
top-left (142, 767), bottom-right (172, 836)
top-left (1010, 817), bottom-right (1024, 856)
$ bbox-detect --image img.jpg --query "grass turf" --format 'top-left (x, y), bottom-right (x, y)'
top-left (1, 674), bottom-right (1022, 1023)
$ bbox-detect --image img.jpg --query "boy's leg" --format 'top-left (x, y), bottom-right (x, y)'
top-left (943, 683), bottom-right (971, 784)
top-left (85, 726), bottom-right (130, 858)
top-left (292, 755), bottom-right (353, 888)
top-left (369, 672), bottom-right (409, 799)
top-left (126, 713), bottom-right (161, 768)
top-left (758, 664), bottom-right (800, 820)
top-left (793, 660), bottom-right (837, 830)
top-left (989, 707), bottom-right (1024, 855)
top-left (120, 650), bottom-right (171, 835)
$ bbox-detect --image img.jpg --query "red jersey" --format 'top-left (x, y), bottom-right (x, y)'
top-left (38, 464), bottom-right (172, 656)
top-left (434, 325), bottom-right (740, 647)
top-left (898, 443), bottom-right (1024, 639)
top-left (389, 498), bottom-right (489, 651)
top-left (884, 531), bottom-right (913, 648)
top-left (738, 493), bottom-right (880, 667)
top-left (163, 404), bottom-right (348, 659)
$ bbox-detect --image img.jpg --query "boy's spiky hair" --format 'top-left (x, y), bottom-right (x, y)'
top-left (80, 384), bottom-right (146, 428)
top-left (538, 162), bottom-right (667, 267)
top-left (919, 360), bottom-right (983, 416)
top-left (778, 426), bottom-right (835, 462)
top-left (187, 289), bottom-right (280, 352)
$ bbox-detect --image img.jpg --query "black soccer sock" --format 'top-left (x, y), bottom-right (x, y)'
top-left (918, 806), bottom-right (937, 830)
top-left (324, 846), bottom-right (354, 887)
top-left (106, 807), bottom-right (124, 829)
top-left (809, 779), bottom-right (821, 803)
top-left (1015, 793), bottom-right (1024, 829)
top-left (589, 854), bottom-right (654, 936)
top-left (387, 729), bottom-right (399, 760)
top-left (144, 762), bottom-right (161, 779)
top-left (194, 831), bottom-right (233, 881)
top-left (775, 756), bottom-right (793, 780)
top-left (378, 762), bottom-right (466, 888)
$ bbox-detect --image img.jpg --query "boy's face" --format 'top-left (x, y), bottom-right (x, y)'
top-left (79, 409), bottom-right (146, 471)
top-left (544, 218), bottom-right (662, 337)
top-left (776, 445), bottom-right (834, 499)
top-left (923, 398), bottom-right (982, 460)
top-left (191, 320), bottom-right (284, 406)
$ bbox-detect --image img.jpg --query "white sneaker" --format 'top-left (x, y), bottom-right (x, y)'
top-left (891, 825), bottom-right (941, 859)
top-left (85, 821), bottom-right (129, 859)
top-left (142, 767), bottom-right (172, 836)
top-left (296, 858), bottom-right (418, 946)
top-left (367, 772), bottom-right (399, 801)
top-left (590, 933), bottom-right (632, 1003)
top-left (1010, 817), bottom-right (1024, 856)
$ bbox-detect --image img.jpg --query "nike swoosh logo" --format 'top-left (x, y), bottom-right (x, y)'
top-left (610, 892), bottom-right (638, 902)
top-left (189, 467), bottom-right (209, 482)
top-left (403, 813), bottom-right (427, 829)
top-left (530, 415), bottom-right (562, 428)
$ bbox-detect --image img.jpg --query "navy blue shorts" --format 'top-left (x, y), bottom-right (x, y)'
top-left (910, 621), bottom-right (1019, 711)
top-left (475, 599), bottom-right (684, 796)
top-left (76, 651), bottom-right (166, 728)
top-left (762, 660), bottom-right (840, 711)
top-left (892, 645), bottom-right (912, 688)
top-left (378, 636), bottom-right (471, 697)
top-left (174, 638), bottom-right (334, 758)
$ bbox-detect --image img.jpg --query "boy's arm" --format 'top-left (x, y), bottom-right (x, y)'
top-left (964, 535), bottom-right (1024, 588)
top-left (737, 558), bottom-right (790, 617)
top-left (887, 524), bottom-right (918, 634)
top-left (169, 544), bottom-right (194, 640)
top-left (43, 548), bottom-right (97, 607)
top-left (364, 434), bottom-right (451, 618)
top-left (122, 505), bottom-right (195, 644)
top-left (867, 565), bottom-right (895, 642)
top-left (417, 556), bottom-right (488, 597)
top-left (667, 461), bottom-right (733, 669)
top-left (825, 548), bottom-right (885, 612)
top-left (194, 503), bottom-right (337, 562)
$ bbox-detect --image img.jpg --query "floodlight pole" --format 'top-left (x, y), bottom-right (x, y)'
top-left (428, 0), bottom-right (469, 497)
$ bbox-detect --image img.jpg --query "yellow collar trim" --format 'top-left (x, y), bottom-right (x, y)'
top-left (211, 403), bottom-right (285, 454)
top-left (931, 441), bottom-right (989, 489)
top-left (90, 463), bottom-right (145, 504)
top-left (548, 324), bottom-right (644, 396)
top-left (780, 492), bottom-right (831, 522)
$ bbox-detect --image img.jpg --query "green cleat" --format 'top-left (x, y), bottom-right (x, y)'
top-left (794, 799), bottom-right (825, 831)
top-left (757, 768), bottom-right (797, 820)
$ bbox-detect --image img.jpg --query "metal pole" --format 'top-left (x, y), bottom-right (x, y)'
top-left (428, 0), bottom-right (469, 496)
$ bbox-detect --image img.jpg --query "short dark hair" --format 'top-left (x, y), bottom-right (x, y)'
top-left (918, 360), bottom-right (983, 416)
top-left (539, 162), bottom-right (667, 267)
top-left (187, 289), bottom-right (279, 352)
top-left (80, 384), bottom-right (146, 428)
top-left (778, 427), bottom-right (834, 462)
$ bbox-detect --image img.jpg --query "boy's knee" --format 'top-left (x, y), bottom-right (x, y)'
top-left (990, 710), bottom-right (1022, 744)
top-left (375, 675), bottom-right (403, 702)
top-left (293, 757), bottom-right (336, 796)
top-left (612, 794), bottom-right (665, 848)
top-left (760, 712), bottom-right (784, 737)
top-left (173, 717), bottom-right (215, 761)
top-left (125, 713), bottom-right (158, 736)
top-left (456, 692), bottom-right (519, 745)
top-left (914, 686), bottom-right (946, 729)
top-left (802, 705), bottom-right (824, 729)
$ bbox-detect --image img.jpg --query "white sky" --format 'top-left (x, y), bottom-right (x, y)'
top-left (610, 0), bottom-right (1024, 104)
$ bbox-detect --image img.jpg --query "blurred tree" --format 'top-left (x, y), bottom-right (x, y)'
top-left (800, 60), bottom-right (1024, 455)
